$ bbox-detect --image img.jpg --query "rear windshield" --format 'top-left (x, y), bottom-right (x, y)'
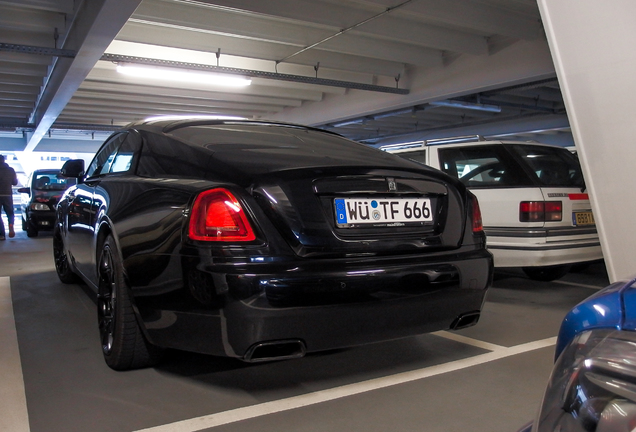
top-left (145, 124), bottom-right (412, 179)
top-left (33, 172), bottom-right (76, 191)
top-left (509, 144), bottom-right (584, 187)
top-left (436, 144), bottom-right (585, 188)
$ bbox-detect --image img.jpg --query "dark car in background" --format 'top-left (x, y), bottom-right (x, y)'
top-left (54, 118), bottom-right (493, 371)
top-left (18, 169), bottom-right (76, 237)
top-left (520, 275), bottom-right (636, 432)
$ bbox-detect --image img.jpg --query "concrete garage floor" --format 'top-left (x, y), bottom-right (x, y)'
top-left (0, 221), bottom-right (610, 432)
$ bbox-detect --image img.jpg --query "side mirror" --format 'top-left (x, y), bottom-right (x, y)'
top-left (17, 187), bottom-right (30, 196)
top-left (60, 159), bottom-right (85, 179)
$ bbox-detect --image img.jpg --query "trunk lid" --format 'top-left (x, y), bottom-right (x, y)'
top-left (540, 187), bottom-right (597, 238)
top-left (251, 167), bottom-right (466, 258)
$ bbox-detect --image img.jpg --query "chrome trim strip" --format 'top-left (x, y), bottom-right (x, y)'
top-left (485, 226), bottom-right (598, 238)
top-left (487, 241), bottom-right (601, 251)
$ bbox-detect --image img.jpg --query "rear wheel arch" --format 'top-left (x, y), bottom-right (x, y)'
top-left (95, 223), bottom-right (114, 268)
top-left (53, 224), bottom-right (80, 284)
top-left (97, 233), bottom-right (163, 370)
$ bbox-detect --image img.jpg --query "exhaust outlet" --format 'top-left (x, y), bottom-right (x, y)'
top-left (243, 339), bottom-right (307, 363)
top-left (450, 311), bottom-right (481, 330)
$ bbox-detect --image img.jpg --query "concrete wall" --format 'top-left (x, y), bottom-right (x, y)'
top-left (539, 0), bottom-right (636, 281)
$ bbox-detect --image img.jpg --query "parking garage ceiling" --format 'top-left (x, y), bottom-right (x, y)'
top-left (0, 0), bottom-right (569, 153)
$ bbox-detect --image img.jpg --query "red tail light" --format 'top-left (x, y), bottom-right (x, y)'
top-left (544, 201), bottom-right (563, 221)
top-left (519, 201), bottom-right (562, 222)
top-left (470, 192), bottom-right (483, 233)
top-left (189, 188), bottom-right (256, 241)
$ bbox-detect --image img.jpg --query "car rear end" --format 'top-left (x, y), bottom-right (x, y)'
top-left (500, 143), bottom-right (601, 269)
top-left (432, 142), bottom-right (602, 274)
top-left (510, 188), bottom-right (600, 268)
top-left (134, 121), bottom-right (493, 361)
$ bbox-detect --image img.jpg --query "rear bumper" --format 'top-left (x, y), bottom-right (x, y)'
top-left (24, 210), bottom-right (56, 230)
top-left (139, 248), bottom-right (493, 359)
top-left (484, 226), bottom-right (603, 268)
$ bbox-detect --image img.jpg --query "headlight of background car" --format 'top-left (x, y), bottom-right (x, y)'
top-left (30, 203), bottom-right (50, 211)
top-left (533, 329), bottom-right (636, 432)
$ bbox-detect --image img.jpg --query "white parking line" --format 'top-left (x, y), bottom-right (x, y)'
top-left (135, 336), bottom-right (556, 432)
top-left (1, 270), bottom-right (556, 432)
top-left (551, 279), bottom-right (604, 290)
top-left (432, 330), bottom-right (507, 351)
top-left (0, 277), bottom-right (31, 432)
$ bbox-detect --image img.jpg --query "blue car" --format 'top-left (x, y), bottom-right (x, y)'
top-left (521, 276), bottom-right (636, 432)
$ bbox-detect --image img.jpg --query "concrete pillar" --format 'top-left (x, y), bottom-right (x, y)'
top-left (538, 0), bottom-right (636, 282)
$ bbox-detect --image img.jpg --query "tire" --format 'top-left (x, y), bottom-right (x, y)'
top-left (570, 262), bottom-right (591, 273)
top-left (53, 227), bottom-right (80, 284)
top-left (25, 221), bottom-right (38, 237)
top-left (522, 265), bottom-right (571, 282)
top-left (98, 235), bottom-right (163, 370)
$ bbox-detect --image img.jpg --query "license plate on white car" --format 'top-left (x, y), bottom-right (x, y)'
top-left (572, 211), bottom-right (595, 226)
top-left (334, 197), bottom-right (433, 227)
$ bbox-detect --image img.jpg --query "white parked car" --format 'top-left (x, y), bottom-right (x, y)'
top-left (382, 137), bottom-right (602, 281)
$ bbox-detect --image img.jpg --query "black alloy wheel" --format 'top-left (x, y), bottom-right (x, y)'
top-left (53, 227), bottom-right (79, 284)
top-left (97, 235), bottom-right (163, 370)
top-left (98, 244), bottom-right (116, 359)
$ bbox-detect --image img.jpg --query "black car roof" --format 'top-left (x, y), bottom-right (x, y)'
top-left (126, 118), bottom-right (338, 136)
top-left (123, 118), bottom-right (455, 186)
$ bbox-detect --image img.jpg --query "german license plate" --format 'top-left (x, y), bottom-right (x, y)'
top-left (334, 197), bottom-right (433, 226)
top-left (572, 211), bottom-right (595, 226)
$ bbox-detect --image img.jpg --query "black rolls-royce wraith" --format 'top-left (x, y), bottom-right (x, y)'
top-left (54, 118), bottom-right (493, 370)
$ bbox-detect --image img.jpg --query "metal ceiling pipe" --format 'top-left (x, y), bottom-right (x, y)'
top-left (276, 0), bottom-right (416, 65)
top-left (101, 54), bottom-right (409, 95)
top-left (0, 43), bottom-right (76, 58)
top-left (1, 43), bottom-right (410, 94)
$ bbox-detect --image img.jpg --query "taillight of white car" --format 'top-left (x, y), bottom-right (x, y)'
top-left (519, 201), bottom-right (562, 222)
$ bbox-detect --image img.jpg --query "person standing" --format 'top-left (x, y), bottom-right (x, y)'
top-left (0, 154), bottom-right (18, 240)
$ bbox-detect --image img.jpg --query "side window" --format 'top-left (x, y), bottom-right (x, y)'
top-left (457, 157), bottom-right (501, 183)
top-left (110, 153), bottom-right (132, 173)
top-left (438, 146), bottom-right (526, 187)
top-left (86, 133), bottom-right (126, 178)
top-left (102, 153), bottom-right (117, 175)
top-left (109, 131), bottom-right (142, 174)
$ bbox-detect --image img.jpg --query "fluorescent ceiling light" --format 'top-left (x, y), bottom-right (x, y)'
top-left (330, 119), bottom-right (365, 127)
top-left (116, 64), bottom-right (251, 87)
top-left (144, 115), bottom-right (247, 122)
top-left (430, 100), bottom-right (501, 113)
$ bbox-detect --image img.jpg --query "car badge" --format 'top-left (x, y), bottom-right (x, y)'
top-left (387, 177), bottom-right (397, 191)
